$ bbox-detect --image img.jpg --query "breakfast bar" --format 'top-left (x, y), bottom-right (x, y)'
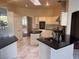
top-left (37, 35), bottom-right (79, 59)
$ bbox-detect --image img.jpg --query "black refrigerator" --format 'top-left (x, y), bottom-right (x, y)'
top-left (70, 11), bottom-right (79, 49)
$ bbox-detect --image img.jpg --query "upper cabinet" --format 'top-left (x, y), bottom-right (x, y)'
top-left (34, 16), bottom-right (59, 25)
top-left (60, 12), bottom-right (68, 26)
top-left (59, 0), bottom-right (68, 26)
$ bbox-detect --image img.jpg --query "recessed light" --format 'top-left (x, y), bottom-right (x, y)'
top-left (46, 2), bottom-right (50, 6)
top-left (30, 0), bottom-right (41, 6)
top-left (25, 4), bottom-right (28, 7)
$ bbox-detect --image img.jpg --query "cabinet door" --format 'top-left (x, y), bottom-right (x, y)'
top-left (39, 42), bottom-right (51, 59)
top-left (30, 34), bottom-right (40, 45)
top-left (0, 42), bottom-right (17, 59)
top-left (60, 12), bottom-right (67, 26)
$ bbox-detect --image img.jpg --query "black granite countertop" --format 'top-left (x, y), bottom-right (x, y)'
top-left (37, 35), bottom-right (79, 50)
top-left (31, 31), bottom-right (42, 34)
top-left (0, 36), bottom-right (18, 49)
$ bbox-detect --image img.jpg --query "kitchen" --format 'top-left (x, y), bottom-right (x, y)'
top-left (0, 0), bottom-right (79, 59)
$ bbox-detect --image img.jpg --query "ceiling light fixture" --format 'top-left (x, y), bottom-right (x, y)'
top-left (30, 0), bottom-right (41, 6)
top-left (25, 4), bottom-right (28, 7)
top-left (46, 2), bottom-right (50, 6)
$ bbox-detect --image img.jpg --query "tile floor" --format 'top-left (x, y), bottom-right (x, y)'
top-left (17, 37), bottom-right (39, 59)
top-left (17, 37), bottom-right (79, 59)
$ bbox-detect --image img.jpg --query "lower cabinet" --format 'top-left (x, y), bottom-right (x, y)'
top-left (0, 42), bottom-right (17, 59)
top-left (30, 34), bottom-right (40, 45)
top-left (39, 42), bottom-right (51, 59)
top-left (39, 42), bottom-right (74, 59)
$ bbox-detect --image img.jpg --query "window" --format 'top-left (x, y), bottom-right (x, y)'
top-left (22, 16), bottom-right (27, 25)
top-left (0, 8), bottom-right (8, 27)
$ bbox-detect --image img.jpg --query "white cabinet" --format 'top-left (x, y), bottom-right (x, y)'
top-left (39, 42), bottom-right (51, 59)
top-left (30, 34), bottom-right (40, 45)
top-left (60, 12), bottom-right (68, 26)
top-left (0, 42), bottom-right (17, 59)
top-left (39, 41), bottom-right (74, 59)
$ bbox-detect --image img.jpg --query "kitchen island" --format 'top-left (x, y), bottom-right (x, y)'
top-left (30, 31), bottom-right (42, 45)
top-left (37, 35), bottom-right (79, 59)
top-left (0, 36), bottom-right (18, 59)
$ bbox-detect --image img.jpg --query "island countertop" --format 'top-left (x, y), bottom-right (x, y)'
top-left (31, 31), bottom-right (42, 34)
top-left (37, 35), bottom-right (79, 50)
top-left (0, 36), bottom-right (18, 49)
